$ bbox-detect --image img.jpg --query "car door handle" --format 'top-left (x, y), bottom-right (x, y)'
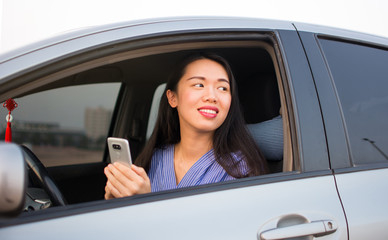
top-left (259, 220), bottom-right (337, 240)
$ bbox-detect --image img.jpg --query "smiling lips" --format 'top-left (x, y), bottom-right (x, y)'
top-left (198, 106), bottom-right (219, 118)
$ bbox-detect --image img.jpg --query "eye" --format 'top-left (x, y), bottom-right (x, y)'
top-left (218, 86), bottom-right (229, 91)
top-left (194, 83), bottom-right (204, 88)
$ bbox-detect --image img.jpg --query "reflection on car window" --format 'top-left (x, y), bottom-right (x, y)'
top-left (319, 38), bottom-right (388, 165)
top-left (0, 83), bottom-right (121, 167)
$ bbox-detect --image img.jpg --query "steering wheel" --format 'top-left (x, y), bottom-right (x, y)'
top-left (22, 145), bottom-right (67, 207)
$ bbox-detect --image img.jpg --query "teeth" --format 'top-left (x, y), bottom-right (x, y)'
top-left (199, 109), bottom-right (217, 114)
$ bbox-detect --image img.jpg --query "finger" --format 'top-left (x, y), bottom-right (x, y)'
top-left (104, 183), bottom-right (114, 200)
top-left (105, 165), bottom-right (131, 196)
top-left (105, 163), bottom-right (150, 196)
top-left (104, 165), bottom-right (119, 183)
top-left (131, 164), bottom-right (148, 179)
top-left (105, 179), bottom-right (123, 198)
top-left (130, 165), bottom-right (151, 194)
top-left (131, 165), bottom-right (151, 188)
top-left (122, 164), bottom-right (149, 190)
top-left (113, 162), bottom-right (143, 182)
top-left (107, 164), bottom-right (129, 183)
top-left (104, 168), bottom-right (113, 199)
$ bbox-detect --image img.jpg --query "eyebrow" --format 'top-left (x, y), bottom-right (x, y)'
top-left (187, 76), bottom-right (230, 84)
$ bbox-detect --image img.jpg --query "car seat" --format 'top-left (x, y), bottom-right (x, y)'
top-left (237, 70), bottom-right (284, 172)
top-left (246, 115), bottom-right (283, 173)
top-left (246, 115), bottom-right (283, 161)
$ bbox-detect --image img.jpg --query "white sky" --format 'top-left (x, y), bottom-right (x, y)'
top-left (1, 0), bottom-right (388, 53)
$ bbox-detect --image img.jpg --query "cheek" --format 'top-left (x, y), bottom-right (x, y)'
top-left (220, 94), bottom-right (232, 111)
top-left (178, 89), bottom-right (201, 106)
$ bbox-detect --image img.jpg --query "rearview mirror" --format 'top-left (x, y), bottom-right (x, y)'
top-left (0, 142), bottom-right (26, 217)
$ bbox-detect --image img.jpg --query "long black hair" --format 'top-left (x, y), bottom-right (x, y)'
top-left (135, 52), bottom-right (268, 177)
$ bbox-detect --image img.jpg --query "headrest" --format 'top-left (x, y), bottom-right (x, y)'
top-left (246, 115), bottom-right (283, 161)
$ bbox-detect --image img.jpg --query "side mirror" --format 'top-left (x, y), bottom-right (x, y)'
top-left (0, 142), bottom-right (26, 217)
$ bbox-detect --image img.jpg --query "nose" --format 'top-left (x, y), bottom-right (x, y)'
top-left (202, 87), bottom-right (217, 103)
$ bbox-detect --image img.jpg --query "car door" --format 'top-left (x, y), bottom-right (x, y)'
top-left (0, 19), bottom-right (348, 239)
top-left (296, 26), bottom-right (388, 239)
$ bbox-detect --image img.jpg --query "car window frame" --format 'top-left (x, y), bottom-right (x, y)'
top-left (317, 36), bottom-right (388, 166)
top-left (1, 29), bottom-right (328, 173)
top-left (298, 30), bottom-right (388, 170)
top-left (2, 31), bottom-right (299, 169)
top-left (0, 29), bottom-right (333, 226)
top-left (100, 33), bottom-right (300, 172)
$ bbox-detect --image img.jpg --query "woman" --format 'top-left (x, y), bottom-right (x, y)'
top-left (104, 53), bottom-right (267, 199)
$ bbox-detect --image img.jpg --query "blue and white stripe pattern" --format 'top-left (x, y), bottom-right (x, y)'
top-left (148, 145), bottom-right (247, 192)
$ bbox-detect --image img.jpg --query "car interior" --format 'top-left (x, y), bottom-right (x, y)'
top-left (1, 35), bottom-right (295, 210)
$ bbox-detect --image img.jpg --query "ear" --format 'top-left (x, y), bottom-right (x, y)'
top-left (166, 90), bottom-right (178, 108)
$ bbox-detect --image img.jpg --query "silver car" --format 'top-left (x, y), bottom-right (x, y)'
top-left (1, 17), bottom-right (388, 239)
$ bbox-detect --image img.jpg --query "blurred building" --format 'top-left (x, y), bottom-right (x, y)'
top-left (84, 107), bottom-right (112, 141)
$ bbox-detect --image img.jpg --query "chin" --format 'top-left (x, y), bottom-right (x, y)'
top-left (195, 124), bottom-right (222, 133)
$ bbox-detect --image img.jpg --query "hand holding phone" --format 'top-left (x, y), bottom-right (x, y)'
top-left (107, 137), bottom-right (132, 167)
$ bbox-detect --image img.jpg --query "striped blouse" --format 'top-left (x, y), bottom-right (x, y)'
top-left (148, 145), bottom-right (247, 192)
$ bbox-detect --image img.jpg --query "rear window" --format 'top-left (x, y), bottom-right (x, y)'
top-left (319, 38), bottom-right (388, 165)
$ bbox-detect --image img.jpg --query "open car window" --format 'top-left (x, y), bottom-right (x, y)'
top-left (2, 83), bottom-right (121, 167)
top-left (1, 34), bottom-right (297, 212)
top-left (123, 41), bottom-right (297, 173)
top-left (0, 39), bottom-right (294, 172)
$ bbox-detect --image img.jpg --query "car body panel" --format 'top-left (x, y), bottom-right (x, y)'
top-left (1, 174), bottom-right (347, 239)
top-left (334, 168), bottom-right (388, 239)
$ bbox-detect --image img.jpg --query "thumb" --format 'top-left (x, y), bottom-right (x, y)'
top-left (131, 164), bottom-right (148, 179)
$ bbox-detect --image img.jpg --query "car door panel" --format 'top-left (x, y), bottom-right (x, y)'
top-left (296, 27), bottom-right (388, 239)
top-left (0, 174), bottom-right (347, 239)
top-left (334, 168), bottom-right (388, 239)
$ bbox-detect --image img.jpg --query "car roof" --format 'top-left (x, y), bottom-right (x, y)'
top-left (0, 17), bottom-right (295, 84)
top-left (0, 16), bottom-right (387, 85)
top-left (0, 16), bottom-right (293, 62)
top-left (295, 22), bottom-right (388, 47)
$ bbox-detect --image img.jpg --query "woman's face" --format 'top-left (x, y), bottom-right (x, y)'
top-left (167, 58), bottom-right (232, 135)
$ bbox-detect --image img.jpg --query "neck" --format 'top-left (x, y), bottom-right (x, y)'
top-left (176, 130), bottom-right (213, 163)
top-left (173, 128), bottom-right (214, 184)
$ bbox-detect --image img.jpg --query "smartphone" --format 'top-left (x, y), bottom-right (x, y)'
top-left (107, 137), bottom-right (132, 167)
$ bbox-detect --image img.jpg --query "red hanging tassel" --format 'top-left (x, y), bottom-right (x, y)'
top-left (5, 115), bottom-right (12, 142)
top-left (3, 99), bottom-right (18, 142)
